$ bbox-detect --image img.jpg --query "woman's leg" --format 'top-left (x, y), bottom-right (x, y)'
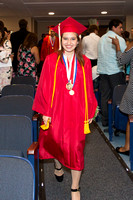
top-left (118, 118), bottom-right (130, 152)
top-left (71, 170), bottom-right (82, 200)
top-left (54, 159), bottom-right (64, 176)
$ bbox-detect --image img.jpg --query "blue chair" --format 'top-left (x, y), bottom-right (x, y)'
top-left (0, 155), bottom-right (35, 200)
top-left (11, 76), bottom-right (36, 89)
top-left (0, 115), bottom-right (39, 200)
top-left (108, 84), bottom-right (128, 141)
top-left (0, 95), bottom-right (39, 142)
top-left (1, 84), bottom-right (35, 98)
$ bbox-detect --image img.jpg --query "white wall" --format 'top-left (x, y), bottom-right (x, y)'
top-left (37, 19), bottom-right (94, 40)
top-left (126, 15), bottom-right (133, 36)
top-left (37, 18), bottom-right (127, 40)
top-left (0, 17), bottom-right (33, 33)
top-left (1, 16), bottom-right (132, 40)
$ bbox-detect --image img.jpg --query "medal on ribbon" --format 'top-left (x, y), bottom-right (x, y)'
top-left (63, 53), bottom-right (77, 95)
top-left (50, 36), bottom-right (55, 49)
top-left (66, 82), bottom-right (73, 90)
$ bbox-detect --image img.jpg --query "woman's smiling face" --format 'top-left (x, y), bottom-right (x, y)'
top-left (62, 32), bottom-right (78, 54)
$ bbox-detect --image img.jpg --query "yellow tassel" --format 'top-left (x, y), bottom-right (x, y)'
top-left (40, 121), bottom-right (49, 130)
top-left (84, 121), bottom-right (91, 134)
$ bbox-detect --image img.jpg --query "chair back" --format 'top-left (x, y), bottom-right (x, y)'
top-left (1, 84), bottom-right (34, 98)
top-left (112, 84), bottom-right (128, 131)
top-left (0, 115), bottom-right (33, 157)
top-left (0, 95), bottom-right (34, 119)
top-left (0, 155), bottom-right (35, 200)
top-left (11, 76), bottom-right (36, 89)
top-left (112, 84), bottom-right (127, 109)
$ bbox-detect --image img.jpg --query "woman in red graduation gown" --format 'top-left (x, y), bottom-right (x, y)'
top-left (32, 17), bottom-right (97, 200)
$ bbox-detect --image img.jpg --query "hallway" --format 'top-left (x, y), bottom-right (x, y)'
top-left (39, 121), bottom-right (133, 200)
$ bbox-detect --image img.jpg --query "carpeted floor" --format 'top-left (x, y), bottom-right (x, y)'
top-left (40, 122), bottom-right (133, 200)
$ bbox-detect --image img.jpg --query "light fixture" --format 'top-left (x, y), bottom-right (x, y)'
top-left (101, 11), bottom-right (107, 14)
top-left (48, 12), bottom-right (55, 15)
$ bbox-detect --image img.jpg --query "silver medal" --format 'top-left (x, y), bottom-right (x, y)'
top-left (69, 90), bottom-right (75, 95)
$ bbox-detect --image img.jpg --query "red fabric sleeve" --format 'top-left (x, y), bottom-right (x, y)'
top-left (32, 55), bottom-right (55, 116)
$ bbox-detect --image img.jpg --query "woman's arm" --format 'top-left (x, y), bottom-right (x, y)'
top-left (31, 46), bottom-right (40, 64)
top-left (17, 45), bottom-right (21, 61)
top-left (0, 40), bottom-right (12, 63)
top-left (109, 36), bottom-right (133, 65)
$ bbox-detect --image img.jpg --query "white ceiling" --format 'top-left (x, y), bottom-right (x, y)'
top-left (0, 0), bottom-right (133, 22)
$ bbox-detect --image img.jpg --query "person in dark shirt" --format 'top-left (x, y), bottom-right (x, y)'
top-left (10, 19), bottom-right (30, 73)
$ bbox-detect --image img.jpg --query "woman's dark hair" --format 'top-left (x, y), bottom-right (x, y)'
top-left (0, 28), bottom-right (5, 46)
top-left (109, 19), bottom-right (123, 30)
top-left (122, 31), bottom-right (130, 41)
top-left (22, 32), bottom-right (38, 49)
top-left (58, 33), bottom-right (85, 66)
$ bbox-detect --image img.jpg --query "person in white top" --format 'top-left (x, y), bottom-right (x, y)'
top-left (82, 25), bottom-right (100, 90)
top-left (0, 28), bottom-right (12, 92)
top-left (82, 24), bottom-right (100, 67)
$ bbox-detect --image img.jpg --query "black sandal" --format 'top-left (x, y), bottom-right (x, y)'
top-left (71, 187), bottom-right (80, 192)
top-left (54, 165), bottom-right (64, 182)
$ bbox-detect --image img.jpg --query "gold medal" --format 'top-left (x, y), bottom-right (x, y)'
top-left (52, 47), bottom-right (54, 49)
top-left (66, 82), bottom-right (73, 90)
top-left (69, 90), bottom-right (75, 95)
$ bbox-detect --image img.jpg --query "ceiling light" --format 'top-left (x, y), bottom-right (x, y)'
top-left (101, 11), bottom-right (107, 14)
top-left (48, 12), bottom-right (55, 15)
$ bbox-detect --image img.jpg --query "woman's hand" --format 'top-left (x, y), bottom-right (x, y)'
top-left (88, 118), bottom-right (93, 124)
top-left (109, 36), bottom-right (120, 51)
top-left (42, 115), bottom-right (51, 126)
top-left (109, 36), bottom-right (119, 45)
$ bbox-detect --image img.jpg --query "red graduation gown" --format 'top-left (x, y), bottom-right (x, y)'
top-left (40, 36), bottom-right (59, 61)
top-left (32, 52), bottom-right (97, 170)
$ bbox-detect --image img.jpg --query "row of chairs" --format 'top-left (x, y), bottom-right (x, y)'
top-left (11, 76), bottom-right (36, 89)
top-left (108, 84), bottom-right (133, 171)
top-left (0, 76), bottom-right (40, 199)
top-left (108, 84), bottom-right (128, 141)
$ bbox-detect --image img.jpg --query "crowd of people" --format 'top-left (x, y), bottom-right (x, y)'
top-left (0, 17), bottom-right (133, 200)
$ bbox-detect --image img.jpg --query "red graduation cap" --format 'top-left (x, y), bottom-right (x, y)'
top-left (52, 17), bottom-right (87, 35)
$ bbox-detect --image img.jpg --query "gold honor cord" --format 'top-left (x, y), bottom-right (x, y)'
top-left (41, 56), bottom-right (90, 134)
top-left (82, 65), bottom-right (91, 134)
top-left (51, 55), bottom-right (61, 108)
top-left (40, 55), bottom-right (60, 130)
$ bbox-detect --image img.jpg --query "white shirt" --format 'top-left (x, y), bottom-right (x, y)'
top-left (97, 30), bottom-right (126, 75)
top-left (82, 33), bottom-right (100, 60)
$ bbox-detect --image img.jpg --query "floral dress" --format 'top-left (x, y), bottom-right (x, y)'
top-left (0, 40), bottom-right (12, 92)
top-left (17, 45), bottom-right (37, 81)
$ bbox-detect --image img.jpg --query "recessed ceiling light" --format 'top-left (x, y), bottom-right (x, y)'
top-left (101, 11), bottom-right (107, 14)
top-left (48, 12), bottom-right (55, 15)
